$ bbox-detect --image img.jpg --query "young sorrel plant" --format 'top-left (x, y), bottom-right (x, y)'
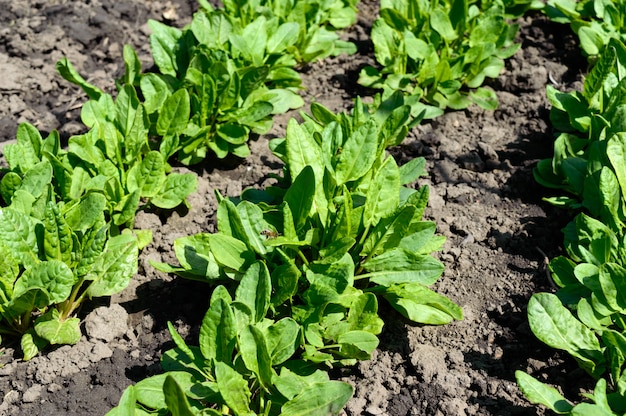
top-left (60, 7), bottom-right (304, 164)
top-left (110, 96), bottom-right (461, 415)
top-left (517, 38), bottom-right (626, 414)
top-left (107, 276), bottom-right (354, 415)
top-left (359, 0), bottom-right (523, 114)
top-left (214, 0), bottom-right (359, 63)
top-left (143, 13), bottom-right (305, 163)
top-left (55, 59), bottom-right (198, 227)
top-left (154, 95), bottom-right (462, 361)
top-left (545, 0), bottom-right (626, 57)
top-left (0, 124), bottom-right (139, 360)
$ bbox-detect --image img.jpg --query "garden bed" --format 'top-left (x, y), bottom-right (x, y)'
top-left (0, 0), bottom-right (587, 415)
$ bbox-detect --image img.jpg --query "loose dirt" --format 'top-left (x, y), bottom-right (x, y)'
top-left (0, 1), bottom-right (589, 415)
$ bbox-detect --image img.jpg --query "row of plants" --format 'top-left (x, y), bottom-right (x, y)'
top-left (515, 4), bottom-right (626, 412)
top-left (1, 0), bottom-right (539, 414)
top-left (107, 93), bottom-right (464, 415)
top-left (0, 0), bottom-right (364, 361)
top-left (100, 0), bottom-right (538, 414)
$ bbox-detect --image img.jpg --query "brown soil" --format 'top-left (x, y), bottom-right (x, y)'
top-left (0, 1), bottom-right (589, 415)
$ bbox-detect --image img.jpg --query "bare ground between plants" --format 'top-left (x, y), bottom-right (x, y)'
top-left (0, 1), bottom-right (588, 415)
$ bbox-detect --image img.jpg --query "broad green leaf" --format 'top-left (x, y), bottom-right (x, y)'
top-left (337, 330), bottom-right (379, 359)
top-left (20, 160), bottom-right (52, 199)
top-left (127, 151), bottom-right (167, 198)
top-left (199, 296), bottom-right (236, 362)
top-left (86, 234), bottom-right (138, 297)
top-left (163, 375), bottom-right (197, 416)
top-left (113, 190), bottom-right (141, 227)
top-left (141, 73), bottom-right (172, 114)
top-left (235, 262), bottom-right (271, 323)
top-left (214, 362), bottom-right (252, 415)
top-left (43, 202), bottom-right (73, 264)
top-left (527, 293), bottom-right (604, 374)
top-left (607, 133), bottom-right (626, 203)
top-left (399, 157), bottom-right (426, 185)
top-left (7, 289), bottom-right (48, 319)
top-left (157, 89), bottom-right (190, 137)
top-left (0, 172), bottom-right (22, 204)
top-left (171, 233), bottom-right (221, 280)
top-left (470, 87), bottom-right (498, 110)
top-left (236, 201), bottom-right (269, 255)
top-left (14, 260), bottom-right (76, 305)
top-left (238, 325), bottom-right (273, 389)
top-left (515, 371), bottom-right (574, 414)
top-left (134, 372), bottom-right (200, 411)
top-left (150, 173), bottom-right (197, 210)
top-left (284, 166), bottom-right (315, 232)
top-left (216, 123), bottom-right (248, 145)
top-left (265, 317), bottom-right (299, 365)
top-left (376, 282), bottom-right (463, 324)
top-left (115, 84), bottom-right (142, 139)
top-left (122, 44), bottom-right (141, 86)
top-left (34, 308), bottom-right (81, 345)
top-left (281, 381), bottom-right (353, 416)
top-left (190, 10), bottom-right (232, 47)
top-left (208, 233), bottom-right (255, 274)
top-left (364, 249), bottom-right (444, 286)
top-left (106, 385), bottom-right (137, 416)
top-left (148, 19), bottom-right (182, 76)
top-left (347, 293), bottom-right (384, 334)
top-left (363, 156), bottom-right (400, 227)
top-left (0, 208), bottom-right (38, 267)
top-left (21, 329), bottom-right (47, 361)
top-left (361, 205), bottom-right (416, 257)
top-left (0, 244), bottom-right (19, 299)
top-left (335, 120), bottom-right (379, 186)
top-left (267, 22), bottom-right (300, 54)
top-left (285, 119), bottom-right (327, 223)
top-left (274, 367), bottom-right (330, 401)
top-left (430, 9), bottom-right (458, 42)
top-left (64, 192), bottom-right (107, 232)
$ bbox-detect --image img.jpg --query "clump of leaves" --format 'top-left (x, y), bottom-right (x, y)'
top-left (55, 59), bottom-right (199, 226)
top-left (0, 124), bottom-right (139, 359)
top-left (154, 95), bottom-right (462, 363)
top-left (545, 0), bottom-right (626, 58)
top-left (107, 278), bottom-right (354, 416)
top-left (142, 13), bottom-right (304, 163)
top-left (110, 95), bottom-right (461, 415)
top-left (214, 0), bottom-right (359, 63)
top-left (359, 0), bottom-right (522, 114)
top-left (518, 38), bottom-right (626, 415)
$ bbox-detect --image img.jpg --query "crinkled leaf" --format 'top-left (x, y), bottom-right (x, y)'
top-left (14, 260), bottom-right (75, 305)
top-left (34, 308), bottom-right (81, 345)
top-left (0, 208), bottom-right (38, 267)
top-left (86, 234), bottom-right (138, 297)
top-left (150, 173), bottom-right (197, 209)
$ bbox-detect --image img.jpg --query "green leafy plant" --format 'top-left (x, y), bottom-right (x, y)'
top-left (518, 38), bottom-right (626, 414)
top-left (215, 0), bottom-right (359, 63)
top-left (359, 0), bottom-right (523, 114)
top-left (142, 14), bottom-right (304, 163)
top-left (107, 275), bottom-right (354, 416)
top-left (110, 95), bottom-right (461, 415)
top-left (51, 59), bottom-right (198, 227)
top-left (545, 0), bottom-right (626, 57)
top-left (0, 124), bottom-right (140, 359)
top-left (155, 95), bottom-right (462, 359)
